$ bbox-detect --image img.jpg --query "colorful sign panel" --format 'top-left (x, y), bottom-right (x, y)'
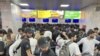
top-left (37, 10), bottom-right (51, 18)
top-left (64, 11), bottom-right (81, 19)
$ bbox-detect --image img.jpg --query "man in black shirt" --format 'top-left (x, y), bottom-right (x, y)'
top-left (38, 37), bottom-right (56, 56)
top-left (20, 28), bottom-right (33, 56)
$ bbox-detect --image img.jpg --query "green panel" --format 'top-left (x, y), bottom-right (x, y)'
top-left (64, 11), bottom-right (81, 19)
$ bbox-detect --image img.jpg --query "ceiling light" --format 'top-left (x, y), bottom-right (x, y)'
top-left (60, 4), bottom-right (69, 7)
top-left (19, 3), bottom-right (29, 6)
top-left (21, 9), bottom-right (32, 11)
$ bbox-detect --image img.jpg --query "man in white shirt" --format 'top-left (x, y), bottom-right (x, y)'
top-left (9, 28), bottom-right (26, 56)
top-left (56, 32), bottom-right (81, 56)
top-left (77, 29), bottom-right (100, 56)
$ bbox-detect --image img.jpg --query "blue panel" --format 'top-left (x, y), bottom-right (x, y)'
top-left (22, 18), bottom-right (26, 22)
top-left (29, 18), bottom-right (35, 22)
top-left (43, 18), bottom-right (49, 22)
top-left (65, 19), bottom-right (71, 23)
top-left (52, 19), bottom-right (58, 23)
top-left (73, 19), bottom-right (79, 23)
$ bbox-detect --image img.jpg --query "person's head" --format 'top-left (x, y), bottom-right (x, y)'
top-left (94, 27), bottom-right (99, 33)
top-left (18, 28), bottom-right (24, 35)
top-left (7, 28), bottom-right (13, 34)
top-left (2, 29), bottom-right (7, 35)
top-left (25, 28), bottom-right (33, 38)
top-left (79, 29), bottom-right (85, 34)
top-left (21, 29), bottom-right (27, 37)
top-left (60, 31), bottom-right (68, 40)
top-left (38, 37), bottom-right (50, 52)
top-left (70, 25), bottom-right (75, 31)
top-left (0, 29), bottom-right (3, 37)
top-left (68, 32), bottom-right (77, 42)
top-left (87, 29), bottom-right (95, 39)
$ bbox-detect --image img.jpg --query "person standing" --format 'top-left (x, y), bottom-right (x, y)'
top-left (38, 37), bottom-right (56, 56)
top-left (9, 28), bottom-right (26, 56)
top-left (15, 28), bottom-right (24, 40)
top-left (59, 32), bottom-right (81, 56)
top-left (77, 29), bottom-right (100, 56)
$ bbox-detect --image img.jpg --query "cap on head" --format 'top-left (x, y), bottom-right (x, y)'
top-left (25, 28), bottom-right (33, 33)
top-left (38, 37), bottom-right (49, 48)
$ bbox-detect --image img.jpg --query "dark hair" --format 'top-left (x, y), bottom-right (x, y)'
top-left (2, 29), bottom-right (7, 34)
top-left (7, 28), bottom-right (13, 34)
top-left (32, 33), bottom-right (35, 38)
top-left (68, 32), bottom-right (76, 39)
top-left (98, 32), bottom-right (100, 35)
top-left (18, 28), bottom-right (24, 32)
top-left (0, 29), bottom-right (3, 34)
top-left (79, 28), bottom-right (85, 32)
top-left (94, 27), bottom-right (99, 30)
top-left (87, 29), bottom-right (94, 36)
top-left (60, 32), bottom-right (67, 40)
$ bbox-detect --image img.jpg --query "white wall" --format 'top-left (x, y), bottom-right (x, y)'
top-left (11, 3), bottom-right (22, 33)
top-left (81, 5), bottom-right (100, 31)
top-left (0, 2), bottom-right (13, 31)
top-left (0, 2), bottom-right (22, 33)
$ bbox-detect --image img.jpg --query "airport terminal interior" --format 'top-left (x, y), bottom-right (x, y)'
top-left (0, 0), bottom-right (100, 56)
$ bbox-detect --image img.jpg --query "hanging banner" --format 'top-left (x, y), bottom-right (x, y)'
top-left (51, 10), bottom-right (64, 18)
top-left (38, 10), bottom-right (51, 18)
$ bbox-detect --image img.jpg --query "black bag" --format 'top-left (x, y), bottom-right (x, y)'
top-left (97, 43), bottom-right (100, 51)
top-left (0, 41), bottom-right (5, 55)
top-left (59, 41), bottom-right (72, 56)
top-left (50, 40), bottom-right (57, 48)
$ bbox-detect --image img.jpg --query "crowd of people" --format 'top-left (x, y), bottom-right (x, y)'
top-left (0, 23), bottom-right (100, 56)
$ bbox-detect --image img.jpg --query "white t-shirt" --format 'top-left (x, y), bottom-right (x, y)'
top-left (29, 38), bottom-right (37, 55)
top-left (77, 37), bottom-right (100, 56)
top-left (43, 31), bottom-right (52, 39)
top-left (68, 42), bottom-right (81, 56)
top-left (56, 35), bottom-right (81, 56)
top-left (15, 34), bottom-right (21, 40)
top-left (9, 39), bottom-right (22, 56)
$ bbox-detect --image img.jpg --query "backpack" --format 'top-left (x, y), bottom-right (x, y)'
top-left (0, 41), bottom-right (5, 55)
top-left (82, 53), bottom-right (92, 56)
top-left (59, 41), bottom-right (72, 56)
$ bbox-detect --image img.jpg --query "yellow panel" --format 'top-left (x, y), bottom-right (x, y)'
top-left (38, 10), bottom-right (51, 18)
top-left (51, 11), bottom-right (60, 17)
